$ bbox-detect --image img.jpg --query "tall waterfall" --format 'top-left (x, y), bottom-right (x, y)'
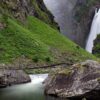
top-left (86, 8), bottom-right (100, 53)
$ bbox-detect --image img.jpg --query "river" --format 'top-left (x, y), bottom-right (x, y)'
top-left (0, 74), bottom-right (67, 100)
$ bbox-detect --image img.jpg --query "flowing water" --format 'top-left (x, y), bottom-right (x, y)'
top-left (0, 74), bottom-right (68, 100)
top-left (86, 9), bottom-right (100, 53)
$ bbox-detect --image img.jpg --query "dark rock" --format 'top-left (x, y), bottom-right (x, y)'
top-left (74, 0), bottom-right (100, 47)
top-left (1, 0), bottom-right (35, 21)
top-left (0, 70), bottom-right (31, 88)
top-left (93, 34), bottom-right (100, 57)
top-left (1, 0), bottom-right (58, 29)
top-left (0, 22), bottom-right (6, 29)
top-left (44, 60), bottom-right (100, 99)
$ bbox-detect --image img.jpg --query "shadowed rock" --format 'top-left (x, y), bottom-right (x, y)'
top-left (44, 60), bottom-right (100, 100)
top-left (0, 70), bottom-right (31, 88)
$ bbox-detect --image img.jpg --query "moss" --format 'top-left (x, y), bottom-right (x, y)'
top-left (97, 77), bottom-right (100, 83)
top-left (58, 69), bottom-right (72, 76)
top-left (24, 68), bottom-right (50, 74)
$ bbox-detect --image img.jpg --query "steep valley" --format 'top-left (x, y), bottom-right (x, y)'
top-left (0, 0), bottom-right (100, 100)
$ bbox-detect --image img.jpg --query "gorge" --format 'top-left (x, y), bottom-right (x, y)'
top-left (43, 0), bottom-right (92, 48)
top-left (0, 0), bottom-right (100, 100)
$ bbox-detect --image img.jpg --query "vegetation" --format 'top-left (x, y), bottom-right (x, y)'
top-left (32, 0), bottom-right (57, 29)
top-left (75, 0), bottom-right (100, 22)
top-left (0, 14), bottom-right (97, 64)
top-left (93, 34), bottom-right (100, 57)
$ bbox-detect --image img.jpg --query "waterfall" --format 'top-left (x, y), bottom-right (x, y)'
top-left (86, 8), bottom-right (100, 53)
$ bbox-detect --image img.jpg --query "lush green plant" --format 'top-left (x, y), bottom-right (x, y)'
top-left (0, 15), bottom-right (97, 63)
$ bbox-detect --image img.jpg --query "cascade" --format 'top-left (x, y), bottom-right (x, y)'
top-left (86, 8), bottom-right (100, 53)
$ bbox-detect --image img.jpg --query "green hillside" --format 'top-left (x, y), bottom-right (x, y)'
top-left (0, 15), bottom-right (96, 64)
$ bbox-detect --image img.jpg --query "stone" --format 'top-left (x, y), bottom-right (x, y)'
top-left (0, 70), bottom-right (31, 88)
top-left (44, 60), bottom-right (100, 99)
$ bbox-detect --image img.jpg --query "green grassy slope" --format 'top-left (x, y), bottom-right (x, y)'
top-left (0, 15), bottom-right (96, 64)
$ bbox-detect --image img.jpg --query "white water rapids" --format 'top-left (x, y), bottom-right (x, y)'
top-left (86, 8), bottom-right (100, 53)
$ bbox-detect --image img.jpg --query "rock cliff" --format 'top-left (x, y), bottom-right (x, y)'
top-left (0, 0), bottom-right (57, 28)
top-left (44, 60), bottom-right (100, 99)
top-left (0, 70), bottom-right (31, 88)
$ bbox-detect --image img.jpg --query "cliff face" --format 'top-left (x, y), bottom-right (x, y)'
top-left (76, 0), bottom-right (100, 56)
top-left (1, 0), bottom-right (34, 21)
top-left (0, 0), bottom-right (57, 28)
top-left (75, 0), bottom-right (100, 47)
top-left (43, 0), bottom-right (99, 47)
top-left (93, 34), bottom-right (100, 57)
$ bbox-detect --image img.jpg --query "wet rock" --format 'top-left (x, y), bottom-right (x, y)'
top-left (0, 70), bottom-right (31, 88)
top-left (44, 60), bottom-right (100, 99)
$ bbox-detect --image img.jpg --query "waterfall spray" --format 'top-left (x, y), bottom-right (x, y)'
top-left (86, 8), bottom-right (100, 53)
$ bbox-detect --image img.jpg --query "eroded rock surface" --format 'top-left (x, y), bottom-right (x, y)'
top-left (44, 60), bottom-right (100, 99)
top-left (0, 70), bottom-right (31, 88)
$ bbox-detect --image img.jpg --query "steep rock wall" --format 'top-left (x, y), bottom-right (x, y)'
top-left (0, 0), bottom-right (57, 28)
top-left (44, 0), bottom-right (100, 47)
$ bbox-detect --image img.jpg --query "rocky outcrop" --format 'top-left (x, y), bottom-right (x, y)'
top-left (44, 60), bottom-right (100, 99)
top-left (93, 34), bottom-right (100, 57)
top-left (0, 0), bottom-right (57, 28)
top-left (0, 70), bottom-right (31, 88)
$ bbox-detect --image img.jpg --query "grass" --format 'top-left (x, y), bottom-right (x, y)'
top-left (32, 0), bottom-right (57, 29)
top-left (0, 15), bottom-right (97, 64)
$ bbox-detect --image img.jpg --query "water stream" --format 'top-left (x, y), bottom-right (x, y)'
top-left (43, 0), bottom-right (77, 41)
top-left (86, 9), bottom-right (100, 53)
top-left (0, 74), bottom-right (67, 100)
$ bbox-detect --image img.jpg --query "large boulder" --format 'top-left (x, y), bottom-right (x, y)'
top-left (44, 60), bottom-right (100, 99)
top-left (0, 70), bottom-right (31, 88)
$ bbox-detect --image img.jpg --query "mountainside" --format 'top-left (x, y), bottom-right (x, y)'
top-left (93, 34), bottom-right (100, 57)
top-left (0, 0), bottom-right (57, 29)
top-left (75, 0), bottom-right (100, 56)
top-left (0, 0), bottom-right (97, 69)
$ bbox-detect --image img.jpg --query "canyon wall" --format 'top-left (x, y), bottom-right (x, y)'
top-left (0, 0), bottom-right (57, 28)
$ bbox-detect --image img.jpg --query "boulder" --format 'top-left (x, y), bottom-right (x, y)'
top-left (44, 60), bottom-right (100, 99)
top-left (0, 70), bottom-right (31, 88)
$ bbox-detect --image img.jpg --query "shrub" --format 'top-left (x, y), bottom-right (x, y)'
top-left (32, 56), bottom-right (39, 63)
